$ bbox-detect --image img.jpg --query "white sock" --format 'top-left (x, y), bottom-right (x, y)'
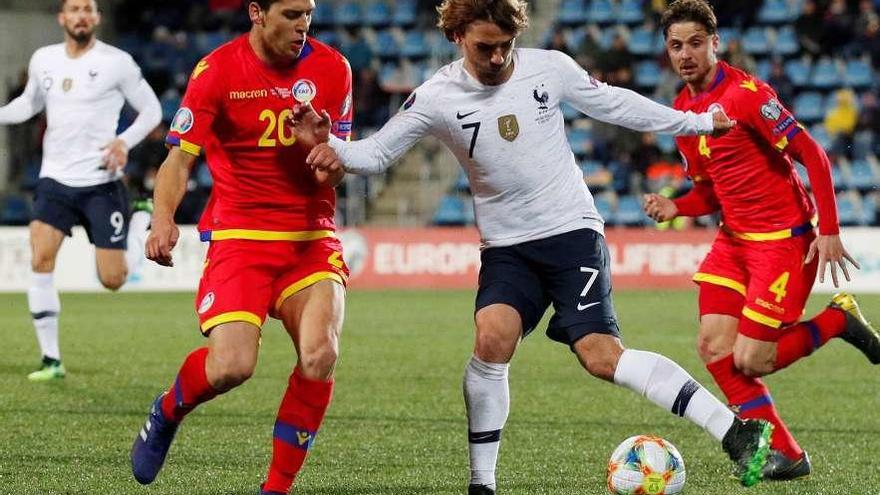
top-left (613, 349), bottom-right (735, 442)
top-left (125, 210), bottom-right (151, 276)
top-left (464, 355), bottom-right (509, 489)
top-left (27, 272), bottom-right (61, 361)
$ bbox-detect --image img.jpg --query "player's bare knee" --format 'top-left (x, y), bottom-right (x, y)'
top-left (100, 272), bottom-right (127, 291)
top-left (473, 330), bottom-right (515, 363)
top-left (31, 255), bottom-right (55, 273)
top-left (297, 345), bottom-right (338, 379)
top-left (696, 333), bottom-right (724, 363)
top-left (208, 352), bottom-right (256, 391)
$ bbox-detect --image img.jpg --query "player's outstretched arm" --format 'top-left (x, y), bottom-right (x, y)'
top-left (0, 67), bottom-right (44, 125)
top-left (146, 147), bottom-right (197, 267)
top-left (785, 131), bottom-right (859, 287)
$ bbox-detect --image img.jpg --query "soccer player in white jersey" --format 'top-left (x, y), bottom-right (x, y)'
top-left (0, 0), bottom-right (161, 381)
top-left (293, 0), bottom-right (775, 490)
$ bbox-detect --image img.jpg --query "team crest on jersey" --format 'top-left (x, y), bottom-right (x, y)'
top-left (497, 114), bottom-right (519, 142)
top-left (533, 85), bottom-right (549, 110)
top-left (62, 78), bottom-right (73, 92)
top-left (171, 107), bottom-right (194, 134)
top-left (760, 98), bottom-right (783, 121)
top-left (292, 79), bottom-right (317, 103)
top-left (198, 292), bottom-right (215, 314)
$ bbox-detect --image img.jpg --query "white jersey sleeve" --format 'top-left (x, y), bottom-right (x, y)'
top-left (329, 88), bottom-right (441, 174)
top-left (0, 53), bottom-right (46, 124)
top-left (555, 51), bottom-right (713, 135)
top-left (116, 54), bottom-right (161, 149)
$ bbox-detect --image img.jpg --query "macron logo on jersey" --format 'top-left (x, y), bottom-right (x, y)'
top-left (228, 89), bottom-right (268, 100)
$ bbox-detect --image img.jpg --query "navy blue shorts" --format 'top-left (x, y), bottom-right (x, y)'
top-left (33, 178), bottom-right (131, 249)
top-left (475, 228), bottom-right (620, 346)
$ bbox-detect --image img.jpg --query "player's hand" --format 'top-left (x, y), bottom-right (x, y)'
top-left (307, 143), bottom-right (345, 187)
top-left (101, 138), bottom-right (129, 173)
top-left (709, 108), bottom-right (736, 138)
top-left (805, 233), bottom-right (860, 287)
top-left (145, 215), bottom-right (179, 267)
top-left (288, 102), bottom-right (331, 150)
top-left (642, 193), bottom-right (678, 222)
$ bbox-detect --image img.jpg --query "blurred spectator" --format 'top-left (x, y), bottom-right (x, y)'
top-left (823, 0), bottom-right (855, 55)
top-left (576, 30), bottom-right (604, 78)
top-left (354, 67), bottom-right (391, 128)
top-left (861, 17), bottom-right (880, 69)
top-left (714, 0), bottom-right (760, 28)
top-left (546, 31), bottom-right (573, 57)
top-left (796, 0), bottom-right (825, 58)
top-left (825, 88), bottom-right (859, 157)
top-left (598, 33), bottom-right (634, 75)
top-left (856, 0), bottom-right (880, 39)
top-left (342, 28), bottom-right (374, 75)
top-left (598, 33), bottom-right (635, 88)
top-left (723, 38), bottom-right (757, 75)
top-left (765, 57), bottom-right (795, 107)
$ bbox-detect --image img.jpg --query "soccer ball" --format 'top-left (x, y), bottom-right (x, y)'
top-left (606, 435), bottom-right (686, 495)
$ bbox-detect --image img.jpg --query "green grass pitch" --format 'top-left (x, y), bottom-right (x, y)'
top-left (1, 290), bottom-right (878, 494)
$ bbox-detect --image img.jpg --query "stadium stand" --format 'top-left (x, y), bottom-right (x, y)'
top-left (1, 0), bottom-right (878, 228)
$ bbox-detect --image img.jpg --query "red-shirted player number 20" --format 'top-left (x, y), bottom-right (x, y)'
top-left (258, 109), bottom-right (296, 147)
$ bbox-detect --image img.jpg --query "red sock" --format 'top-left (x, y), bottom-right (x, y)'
top-left (160, 347), bottom-right (219, 423)
top-left (707, 354), bottom-right (803, 460)
top-left (775, 307), bottom-right (846, 370)
top-left (262, 368), bottom-right (334, 494)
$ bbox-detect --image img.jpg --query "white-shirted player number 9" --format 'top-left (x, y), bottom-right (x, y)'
top-left (110, 211), bottom-right (125, 236)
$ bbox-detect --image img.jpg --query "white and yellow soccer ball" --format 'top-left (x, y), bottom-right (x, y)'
top-left (606, 435), bottom-right (686, 495)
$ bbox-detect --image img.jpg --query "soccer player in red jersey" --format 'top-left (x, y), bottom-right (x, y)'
top-left (129, 1), bottom-right (352, 493)
top-left (644, 0), bottom-right (880, 481)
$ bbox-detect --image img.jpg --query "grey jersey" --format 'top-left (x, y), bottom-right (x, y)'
top-left (330, 48), bottom-right (714, 248)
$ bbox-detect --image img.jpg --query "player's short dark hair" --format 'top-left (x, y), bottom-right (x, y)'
top-left (59, 0), bottom-right (99, 11)
top-left (436, 0), bottom-right (530, 42)
top-left (251, 0), bottom-right (285, 11)
top-left (660, 0), bottom-right (717, 39)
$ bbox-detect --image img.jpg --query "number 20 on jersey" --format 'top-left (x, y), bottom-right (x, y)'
top-left (258, 109), bottom-right (295, 147)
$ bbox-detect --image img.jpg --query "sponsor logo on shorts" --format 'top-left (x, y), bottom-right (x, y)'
top-left (292, 79), bottom-right (317, 103)
top-left (198, 291), bottom-right (215, 314)
top-left (171, 107), bottom-right (194, 134)
top-left (755, 297), bottom-right (785, 315)
top-left (577, 301), bottom-right (600, 311)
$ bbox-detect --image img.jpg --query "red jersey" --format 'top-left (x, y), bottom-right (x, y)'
top-left (167, 35), bottom-right (353, 241)
top-left (673, 62), bottom-right (815, 236)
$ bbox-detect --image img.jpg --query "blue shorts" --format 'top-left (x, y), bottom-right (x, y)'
top-left (475, 228), bottom-right (620, 347)
top-left (33, 178), bottom-right (131, 249)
